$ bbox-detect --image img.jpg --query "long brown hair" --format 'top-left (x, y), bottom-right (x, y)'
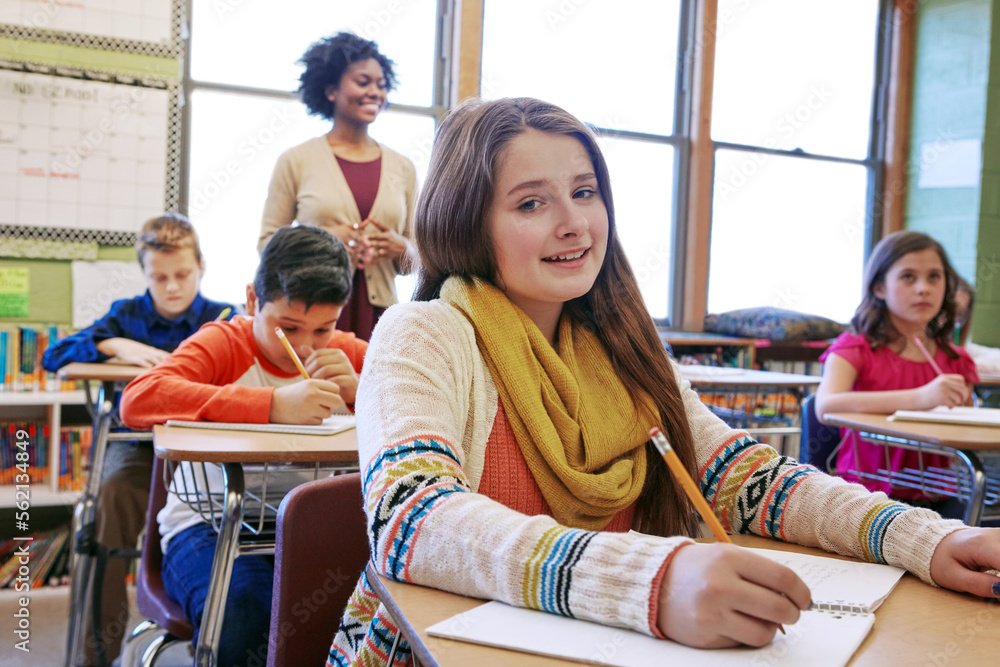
top-left (852, 230), bottom-right (960, 358)
top-left (415, 98), bottom-right (697, 537)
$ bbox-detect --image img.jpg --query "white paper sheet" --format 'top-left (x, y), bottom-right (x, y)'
top-left (71, 260), bottom-right (146, 329)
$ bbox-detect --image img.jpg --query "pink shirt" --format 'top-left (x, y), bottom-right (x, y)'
top-left (820, 331), bottom-right (979, 499)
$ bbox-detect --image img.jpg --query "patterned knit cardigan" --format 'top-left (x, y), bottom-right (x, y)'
top-left (327, 301), bottom-right (966, 667)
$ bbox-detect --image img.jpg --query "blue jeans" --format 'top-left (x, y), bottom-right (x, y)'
top-left (161, 522), bottom-right (273, 667)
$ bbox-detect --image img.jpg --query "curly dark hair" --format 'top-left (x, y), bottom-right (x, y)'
top-left (851, 230), bottom-right (960, 359)
top-left (297, 32), bottom-right (396, 121)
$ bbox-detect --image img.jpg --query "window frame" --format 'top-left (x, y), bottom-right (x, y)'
top-left (176, 0), bottom-right (454, 228)
top-left (683, 0), bottom-right (896, 327)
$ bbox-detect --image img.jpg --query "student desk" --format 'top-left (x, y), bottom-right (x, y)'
top-left (57, 362), bottom-right (149, 667)
top-left (677, 364), bottom-right (820, 393)
top-left (152, 423), bottom-right (359, 667)
top-left (678, 365), bottom-right (821, 456)
top-left (822, 412), bottom-right (1000, 526)
top-left (366, 534), bottom-right (1000, 667)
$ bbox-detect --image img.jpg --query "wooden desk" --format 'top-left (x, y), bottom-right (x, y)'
top-left (152, 423), bottom-right (359, 463)
top-left (368, 534), bottom-right (999, 667)
top-left (153, 423), bottom-right (359, 667)
top-left (823, 412), bottom-right (1000, 525)
top-left (56, 362), bottom-right (146, 667)
top-left (57, 361), bottom-right (147, 384)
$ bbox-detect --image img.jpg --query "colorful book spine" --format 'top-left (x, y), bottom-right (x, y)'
top-left (1, 329), bottom-right (8, 390)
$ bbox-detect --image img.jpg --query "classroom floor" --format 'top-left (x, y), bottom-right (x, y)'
top-left (0, 585), bottom-right (193, 667)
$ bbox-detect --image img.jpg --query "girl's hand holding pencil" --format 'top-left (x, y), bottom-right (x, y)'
top-left (650, 428), bottom-right (811, 647)
top-left (656, 541), bottom-right (811, 648)
top-left (911, 335), bottom-right (973, 408)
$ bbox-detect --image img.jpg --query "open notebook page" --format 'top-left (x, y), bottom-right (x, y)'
top-left (750, 548), bottom-right (905, 612)
top-left (427, 599), bottom-right (875, 667)
top-left (889, 406), bottom-right (1000, 427)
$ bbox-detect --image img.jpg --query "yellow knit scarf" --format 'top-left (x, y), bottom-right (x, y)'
top-left (441, 276), bottom-right (656, 530)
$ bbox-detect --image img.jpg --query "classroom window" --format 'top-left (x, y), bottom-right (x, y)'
top-left (708, 0), bottom-right (887, 323)
top-left (183, 0), bottom-right (445, 305)
top-left (480, 0), bottom-right (685, 322)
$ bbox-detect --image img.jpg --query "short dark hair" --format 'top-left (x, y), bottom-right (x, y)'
top-left (254, 226), bottom-right (353, 310)
top-left (297, 32), bottom-right (396, 121)
top-left (135, 213), bottom-right (202, 268)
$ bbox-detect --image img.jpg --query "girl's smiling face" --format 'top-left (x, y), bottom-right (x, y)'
top-left (486, 129), bottom-right (609, 339)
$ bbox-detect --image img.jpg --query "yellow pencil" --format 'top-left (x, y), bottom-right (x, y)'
top-left (649, 427), bottom-right (731, 544)
top-left (274, 327), bottom-right (310, 379)
top-left (650, 427), bottom-right (786, 634)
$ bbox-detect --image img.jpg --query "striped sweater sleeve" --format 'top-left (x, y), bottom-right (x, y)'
top-left (674, 366), bottom-right (967, 584)
top-left (355, 304), bottom-right (691, 633)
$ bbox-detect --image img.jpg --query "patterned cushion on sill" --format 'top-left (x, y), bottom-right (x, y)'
top-left (704, 307), bottom-right (847, 342)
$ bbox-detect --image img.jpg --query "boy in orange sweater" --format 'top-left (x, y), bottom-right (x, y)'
top-left (121, 226), bottom-right (366, 667)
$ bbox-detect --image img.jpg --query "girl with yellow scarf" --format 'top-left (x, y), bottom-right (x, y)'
top-left (328, 97), bottom-right (1000, 667)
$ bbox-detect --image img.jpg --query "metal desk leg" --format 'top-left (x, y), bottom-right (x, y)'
top-left (65, 380), bottom-right (115, 667)
top-left (195, 463), bottom-right (245, 667)
top-left (953, 449), bottom-right (987, 526)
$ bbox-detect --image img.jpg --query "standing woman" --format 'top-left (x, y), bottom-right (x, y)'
top-left (259, 32), bottom-right (418, 341)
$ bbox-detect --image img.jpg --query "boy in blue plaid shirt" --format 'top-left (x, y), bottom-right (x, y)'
top-left (43, 213), bottom-right (234, 666)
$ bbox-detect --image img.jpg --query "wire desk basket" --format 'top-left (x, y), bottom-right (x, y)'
top-left (163, 459), bottom-right (359, 546)
top-left (842, 432), bottom-right (1000, 521)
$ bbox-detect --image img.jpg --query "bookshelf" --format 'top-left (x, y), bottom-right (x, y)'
top-left (0, 389), bottom-right (89, 507)
top-left (657, 330), bottom-right (757, 368)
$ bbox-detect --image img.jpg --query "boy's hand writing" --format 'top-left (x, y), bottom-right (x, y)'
top-left (301, 347), bottom-right (360, 404)
top-left (96, 338), bottom-right (169, 368)
top-left (269, 379), bottom-right (345, 424)
top-left (657, 543), bottom-right (811, 648)
top-left (918, 374), bottom-right (972, 409)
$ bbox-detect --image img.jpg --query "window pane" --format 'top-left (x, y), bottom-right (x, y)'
top-left (188, 89), bottom-right (434, 305)
top-left (481, 0), bottom-right (681, 135)
top-left (190, 0), bottom-right (437, 107)
top-left (711, 0), bottom-right (880, 159)
top-left (708, 150), bottom-right (866, 322)
top-left (599, 136), bottom-right (675, 320)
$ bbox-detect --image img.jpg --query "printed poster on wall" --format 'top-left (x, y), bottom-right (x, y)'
top-left (0, 69), bottom-right (170, 233)
top-left (0, 0), bottom-right (174, 45)
top-left (0, 267), bottom-right (29, 318)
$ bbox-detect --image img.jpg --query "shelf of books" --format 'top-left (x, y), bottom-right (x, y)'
top-left (657, 330), bottom-right (757, 368)
top-left (1, 325), bottom-right (90, 506)
top-left (0, 525), bottom-right (72, 591)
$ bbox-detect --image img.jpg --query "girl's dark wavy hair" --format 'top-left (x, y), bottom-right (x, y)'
top-left (414, 97), bottom-right (700, 538)
top-left (852, 230), bottom-right (960, 358)
top-left (297, 32), bottom-right (396, 121)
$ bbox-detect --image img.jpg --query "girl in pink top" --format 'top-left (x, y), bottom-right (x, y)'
top-left (816, 231), bottom-right (979, 505)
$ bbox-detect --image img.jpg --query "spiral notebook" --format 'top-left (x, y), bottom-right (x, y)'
top-left (426, 548), bottom-right (904, 667)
